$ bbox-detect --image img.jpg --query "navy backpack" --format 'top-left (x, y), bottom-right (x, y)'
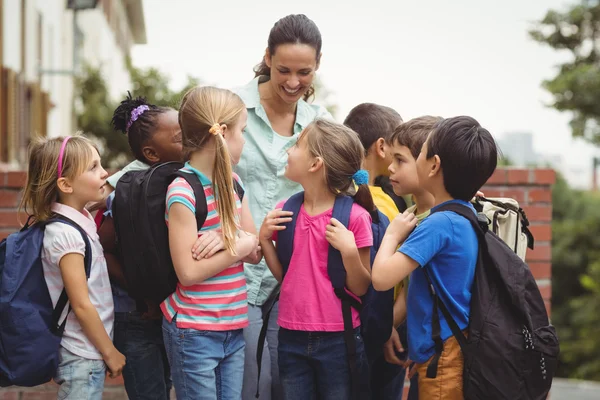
top-left (255, 192), bottom-right (393, 398)
top-left (0, 216), bottom-right (91, 387)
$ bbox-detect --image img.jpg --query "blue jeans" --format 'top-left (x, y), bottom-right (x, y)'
top-left (162, 316), bottom-right (245, 400)
top-left (113, 312), bottom-right (172, 399)
top-left (370, 353), bottom-right (419, 399)
top-left (371, 323), bottom-right (419, 400)
top-left (54, 347), bottom-right (106, 400)
top-left (242, 302), bottom-right (282, 400)
top-left (278, 328), bottom-right (370, 400)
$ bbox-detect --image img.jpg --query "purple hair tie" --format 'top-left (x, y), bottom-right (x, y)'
top-left (126, 105), bottom-right (150, 132)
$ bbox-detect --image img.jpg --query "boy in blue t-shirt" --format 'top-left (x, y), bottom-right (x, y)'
top-left (372, 116), bottom-right (498, 399)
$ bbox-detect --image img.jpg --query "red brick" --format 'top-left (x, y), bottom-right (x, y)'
top-left (6, 172), bottom-right (27, 188)
top-left (105, 376), bottom-right (124, 386)
top-left (507, 169), bottom-right (530, 184)
top-left (500, 189), bottom-right (526, 203)
top-left (528, 225), bottom-right (551, 242)
top-left (522, 205), bottom-right (552, 222)
top-left (0, 211), bottom-right (25, 228)
top-left (528, 188), bottom-right (552, 204)
top-left (21, 392), bottom-right (58, 400)
top-left (0, 392), bottom-right (20, 400)
top-left (528, 262), bottom-right (551, 280)
top-left (101, 389), bottom-right (128, 399)
top-left (0, 190), bottom-right (20, 207)
top-left (536, 282), bottom-right (551, 300)
top-left (479, 189), bottom-right (503, 198)
top-left (479, 187), bottom-right (527, 203)
top-left (534, 169), bottom-right (556, 185)
top-left (526, 243), bottom-right (551, 261)
top-left (486, 169), bottom-right (507, 185)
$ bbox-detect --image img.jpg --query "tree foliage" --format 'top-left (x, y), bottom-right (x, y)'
top-left (531, 2), bottom-right (600, 380)
top-left (74, 64), bottom-right (200, 167)
top-left (74, 65), bottom-right (128, 167)
top-left (530, 1), bottom-right (600, 144)
top-left (551, 175), bottom-right (600, 380)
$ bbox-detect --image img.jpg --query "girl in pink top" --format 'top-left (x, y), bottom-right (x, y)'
top-left (259, 119), bottom-right (374, 400)
top-left (20, 135), bottom-right (125, 400)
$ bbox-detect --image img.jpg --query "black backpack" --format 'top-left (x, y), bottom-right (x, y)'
top-left (112, 161), bottom-right (244, 305)
top-left (423, 203), bottom-right (559, 400)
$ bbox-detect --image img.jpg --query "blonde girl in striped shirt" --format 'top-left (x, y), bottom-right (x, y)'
top-left (161, 86), bottom-right (261, 400)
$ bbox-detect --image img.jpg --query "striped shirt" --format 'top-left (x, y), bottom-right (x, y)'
top-left (160, 162), bottom-right (248, 331)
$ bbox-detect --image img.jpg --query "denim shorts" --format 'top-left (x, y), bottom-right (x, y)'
top-left (54, 347), bottom-right (106, 400)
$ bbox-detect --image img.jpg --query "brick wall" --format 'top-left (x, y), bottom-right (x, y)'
top-left (481, 167), bottom-right (555, 315)
top-left (0, 168), bottom-right (555, 399)
top-left (0, 171), bottom-right (26, 241)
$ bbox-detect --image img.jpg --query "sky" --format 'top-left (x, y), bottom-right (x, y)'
top-left (131, 0), bottom-right (598, 188)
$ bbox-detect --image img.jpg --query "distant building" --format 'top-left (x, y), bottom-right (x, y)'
top-left (0, 0), bottom-right (146, 168)
top-left (498, 131), bottom-right (564, 169)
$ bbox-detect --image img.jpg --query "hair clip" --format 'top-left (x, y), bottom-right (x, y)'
top-left (209, 123), bottom-right (222, 136)
top-left (352, 169), bottom-right (369, 186)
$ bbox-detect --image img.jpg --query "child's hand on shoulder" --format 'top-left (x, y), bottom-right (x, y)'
top-left (259, 209), bottom-right (293, 241)
top-left (325, 218), bottom-right (356, 255)
top-left (386, 210), bottom-right (418, 244)
top-left (192, 229), bottom-right (224, 260)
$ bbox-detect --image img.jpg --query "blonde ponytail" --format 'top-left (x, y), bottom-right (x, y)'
top-left (179, 86), bottom-right (246, 255)
top-left (213, 132), bottom-right (238, 255)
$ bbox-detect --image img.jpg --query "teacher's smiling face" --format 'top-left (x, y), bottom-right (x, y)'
top-left (265, 43), bottom-right (320, 105)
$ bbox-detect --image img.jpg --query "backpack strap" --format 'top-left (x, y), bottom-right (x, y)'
top-left (46, 215), bottom-right (93, 335)
top-left (254, 284), bottom-right (280, 398)
top-left (233, 179), bottom-right (245, 201)
top-left (255, 192), bottom-right (303, 397)
top-left (329, 195), bottom-right (363, 400)
top-left (423, 202), bottom-right (487, 378)
top-left (173, 171), bottom-right (209, 230)
top-left (276, 192), bottom-right (305, 277)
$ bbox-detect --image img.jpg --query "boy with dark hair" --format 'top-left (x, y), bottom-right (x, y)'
top-left (387, 116), bottom-right (442, 220)
top-left (344, 103), bottom-right (408, 399)
top-left (344, 103), bottom-right (407, 215)
top-left (373, 116), bottom-right (498, 400)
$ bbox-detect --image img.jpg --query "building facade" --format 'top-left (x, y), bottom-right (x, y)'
top-left (0, 0), bottom-right (145, 168)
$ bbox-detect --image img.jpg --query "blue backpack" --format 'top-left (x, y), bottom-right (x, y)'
top-left (0, 216), bottom-right (91, 387)
top-left (255, 192), bottom-right (393, 398)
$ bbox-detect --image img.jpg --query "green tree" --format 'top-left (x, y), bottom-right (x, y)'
top-left (74, 65), bottom-right (126, 167)
top-left (75, 64), bottom-right (201, 166)
top-left (551, 175), bottom-right (600, 380)
top-left (530, 1), bottom-right (600, 144)
top-left (128, 66), bottom-right (200, 108)
top-left (312, 77), bottom-right (338, 118)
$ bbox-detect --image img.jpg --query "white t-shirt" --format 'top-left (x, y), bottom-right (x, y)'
top-left (42, 203), bottom-right (114, 360)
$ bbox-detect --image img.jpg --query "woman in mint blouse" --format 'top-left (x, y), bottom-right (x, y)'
top-left (234, 14), bottom-right (332, 400)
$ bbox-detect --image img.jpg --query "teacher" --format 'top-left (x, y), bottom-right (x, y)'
top-left (234, 14), bottom-right (332, 400)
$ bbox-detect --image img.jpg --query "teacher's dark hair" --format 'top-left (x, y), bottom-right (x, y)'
top-left (254, 14), bottom-right (322, 101)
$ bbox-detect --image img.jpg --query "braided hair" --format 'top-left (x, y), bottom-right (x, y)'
top-left (111, 92), bottom-right (173, 163)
